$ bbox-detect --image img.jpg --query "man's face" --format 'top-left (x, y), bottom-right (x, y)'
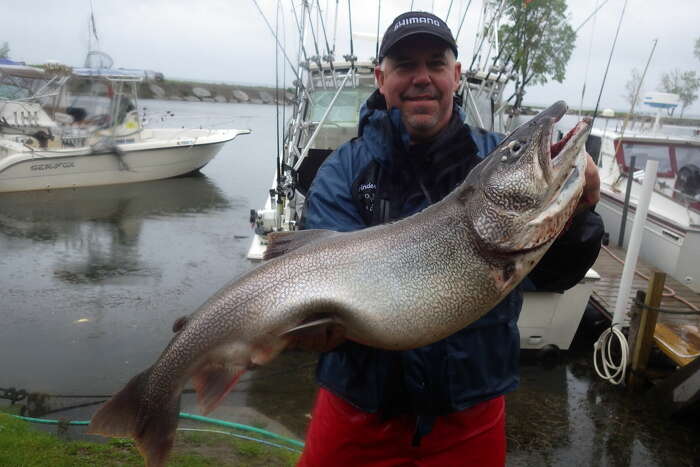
top-left (375, 35), bottom-right (461, 142)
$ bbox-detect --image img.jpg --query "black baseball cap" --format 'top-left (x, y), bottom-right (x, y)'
top-left (378, 11), bottom-right (458, 62)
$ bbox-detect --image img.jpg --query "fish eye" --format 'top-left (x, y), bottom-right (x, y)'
top-left (510, 141), bottom-right (523, 154)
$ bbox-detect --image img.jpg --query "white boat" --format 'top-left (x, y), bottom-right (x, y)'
top-left (588, 96), bottom-right (700, 293)
top-left (246, 2), bottom-right (598, 352)
top-left (0, 63), bottom-right (249, 193)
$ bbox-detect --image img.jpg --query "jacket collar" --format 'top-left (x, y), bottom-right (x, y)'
top-left (357, 89), bottom-right (468, 166)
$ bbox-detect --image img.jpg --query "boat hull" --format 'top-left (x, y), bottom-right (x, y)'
top-left (0, 129), bottom-right (247, 193)
top-left (598, 189), bottom-right (700, 293)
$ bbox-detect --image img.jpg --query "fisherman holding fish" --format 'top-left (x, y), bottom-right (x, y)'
top-left (88, 10), bottom-right (605, 467)
top-left (296, 11), bottom-right (604, 467)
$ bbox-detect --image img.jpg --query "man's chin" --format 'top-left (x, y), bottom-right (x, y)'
top-left (404, 115), bottom-right (440, 136)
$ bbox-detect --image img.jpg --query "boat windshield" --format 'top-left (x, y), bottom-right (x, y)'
top-left (0, 84), bottom-right (30, 99)
top-left (619, 142), bottom-right (674, 177)
top-left (303, 86), bottom-right (374, 151)
top-left (308, 87), bottom-right (374, 126)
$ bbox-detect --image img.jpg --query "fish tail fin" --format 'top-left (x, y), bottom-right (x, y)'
top-left (88, 367), bottom-right (181, 467)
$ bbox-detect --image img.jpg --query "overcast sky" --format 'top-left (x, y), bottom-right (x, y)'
top-left (4, 0), bottom-right (700, 116)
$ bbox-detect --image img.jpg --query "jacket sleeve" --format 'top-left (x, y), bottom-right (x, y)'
top-left (527, 208), bottom-right (605, 292)
top-left (302, 142), bottom-right (367, 232)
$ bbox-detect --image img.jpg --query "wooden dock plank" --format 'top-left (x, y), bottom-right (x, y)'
top-left (591, 244), bottom-right (700, 367)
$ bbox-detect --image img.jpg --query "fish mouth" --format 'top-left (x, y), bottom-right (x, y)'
top-left (535, 101), bottom-right (590, 184)
top-left (517, 112), bottom-right (591, 251)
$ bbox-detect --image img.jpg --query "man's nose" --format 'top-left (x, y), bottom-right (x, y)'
top-left (411, 64), bottom-right (431, 87)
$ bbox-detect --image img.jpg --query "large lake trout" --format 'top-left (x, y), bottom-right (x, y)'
top-left (89, 101), bottom-right (591, 466)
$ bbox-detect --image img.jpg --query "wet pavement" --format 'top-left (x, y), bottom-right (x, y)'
top-left (1, 100), bottom-right (699, 466)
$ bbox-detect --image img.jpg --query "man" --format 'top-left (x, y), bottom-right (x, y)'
top-left (297, 11), bottom-right (603, 467)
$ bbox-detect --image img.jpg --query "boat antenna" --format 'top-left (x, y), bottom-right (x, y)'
top-left (410, 0), bottom-right (415, 10)
top-left (346, 0), bottom-right (356, 65)
top-left (455, 0), bottom-right (473, 42)
top-left (251, 0), bottom-right (303, 85)
top-left (445, 0), bottom-right (455, 21)
top-left (375, 0), bottom-right (382, 63)
top-left (590, 0), bottom-right (629, 129)
top-left (88, 0), bottom-right (99, 53)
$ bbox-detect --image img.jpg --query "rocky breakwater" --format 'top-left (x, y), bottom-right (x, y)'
top-left (141, 80), bottom-right (294, 105)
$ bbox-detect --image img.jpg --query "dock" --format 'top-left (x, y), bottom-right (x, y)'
top-left (589, 244), bottom-right (700, 367)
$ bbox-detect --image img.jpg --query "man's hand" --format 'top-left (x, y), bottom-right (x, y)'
top-left (575, 153), bottom-right (600, 215)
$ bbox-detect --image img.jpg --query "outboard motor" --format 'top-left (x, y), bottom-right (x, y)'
top-left (674, 164), bottom-right (700, 211)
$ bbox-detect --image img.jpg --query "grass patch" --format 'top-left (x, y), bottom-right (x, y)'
top-left (0, 413), bottom-right (300, 466)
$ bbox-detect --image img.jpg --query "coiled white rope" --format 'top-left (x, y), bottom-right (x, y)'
top-left (593, 324), bottom-right (629, 385)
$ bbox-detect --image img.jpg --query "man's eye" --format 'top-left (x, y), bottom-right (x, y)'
top-left (430, 61), bottom-right (446, 68)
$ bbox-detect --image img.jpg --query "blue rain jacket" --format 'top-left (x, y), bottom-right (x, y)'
top-left (303, 91), bottom-right (603, 433)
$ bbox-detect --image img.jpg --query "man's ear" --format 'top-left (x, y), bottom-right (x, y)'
top-left (453, 61), bottom-right (462, 93)
top-left (374, 65), bottom-right (386, 95)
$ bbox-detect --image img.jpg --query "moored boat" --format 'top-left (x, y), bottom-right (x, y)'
top-left (0, 63), bottom-right (250, 193)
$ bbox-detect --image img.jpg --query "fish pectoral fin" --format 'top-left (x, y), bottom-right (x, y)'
top-left (192, 362), bottom-right (247, 415)
top-left (263, 229), bottom-right (337, 260)
top-left (280, 318), bottom-right (347, 352)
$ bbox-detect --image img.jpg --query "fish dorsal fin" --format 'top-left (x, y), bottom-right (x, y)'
top-left (263, 229), bottom-right (336, 260)
top-left (172, 316), bottom-right (189, 333)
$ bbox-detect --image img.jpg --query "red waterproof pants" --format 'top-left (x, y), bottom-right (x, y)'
top-left (297, 388), bottom-right (506, 467)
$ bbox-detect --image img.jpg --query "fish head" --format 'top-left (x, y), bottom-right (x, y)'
top-left (470, 100), bottom-right (591, 254)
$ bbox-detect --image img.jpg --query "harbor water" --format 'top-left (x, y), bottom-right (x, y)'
top-left (1, 100), bottom-right (698, 465)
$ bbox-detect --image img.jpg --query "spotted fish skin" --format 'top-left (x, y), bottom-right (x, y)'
top-left (87, 101), bottom-right (591, 467)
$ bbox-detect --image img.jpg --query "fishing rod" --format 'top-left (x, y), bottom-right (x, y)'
top-left (305, 1), bottom-right (327, 88)
top-left (290, 0), bottom-right (311, 67)
top-left (346, 0), bottom-right (356, 66)
top-left (275, 0), bottom-right (281, 194)
top-left (591, 0), bottom-right (629, 129)
top-left (489, 5), bottom-right (527, 73)
top-left (476, 0), bottom-right (507, 72)
top-left (469, 0), bottom-right (506, 71)
top-left (611, 39), bottom-right (659, 168)
top-left (315, 0), bottom-right (338, 87)
top-left (455, 0), bottom-right (473, 42)
top-left (574, 0), bottom-right (610, 34)
top-left (250, 0), bottom-right (303, 86)
top-left (578, 0), bottom-right (602, 118)
top-left (375, 0), bottom-right (382, 63)
top-left (332, 0), bottom-right (339, 55)
top-left (445, 0), bottom-right (455, 21)
top-left (316, 0), bottom-right (335, 62)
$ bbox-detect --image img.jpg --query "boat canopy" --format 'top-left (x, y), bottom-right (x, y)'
top-left (72, 67), bottom-right (144, 82)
